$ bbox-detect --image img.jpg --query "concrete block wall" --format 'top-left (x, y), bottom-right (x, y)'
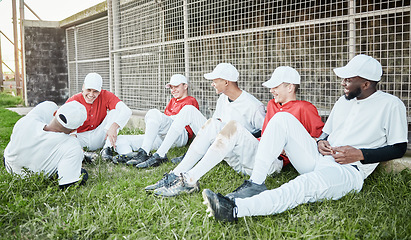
top-left (24, 21), bottom-right (68, 106)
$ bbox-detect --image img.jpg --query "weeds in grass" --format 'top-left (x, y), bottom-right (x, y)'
top-left (1, 151), bottom-right (409, 239)
top-left (0, 92), bottom-right (23, 108)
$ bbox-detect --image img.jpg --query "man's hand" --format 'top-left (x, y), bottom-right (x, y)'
top-left (331, 146), bottom-right (364, 164)
top-left (105, 122), bottom-right (120, 148)
top-left (318, 140), bottom-right (334, 156)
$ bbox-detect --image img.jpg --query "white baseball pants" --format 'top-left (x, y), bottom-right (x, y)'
top-left (114, 109), bottom-right (188, 154)
top-left (235, 112), bottom-right (364, 217)
top-left (176, 120), bottom-right (281, 183)
top-left (154, 105), bottom-right (207, 157)
top-left (77, 110), bottom-right (120, 151)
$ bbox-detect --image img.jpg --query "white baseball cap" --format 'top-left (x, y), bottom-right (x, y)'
top-left (204, 63), bottom-right (239, 82)
top-left (166, 74), bottom-right (188, 88)
top-left (262, 66), bottom-right (301, 88)
top-left (84, 73), bottom-right (103, 91)
top-left (56, 101), bottom-right (87, 130)
top-left (333, 54), bottom-right (382, 81)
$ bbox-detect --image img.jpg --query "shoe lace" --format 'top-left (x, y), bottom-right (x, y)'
top-left (163, 173), bottom-right (177, 187)
top-left (179, 173), bottom-right (186, 187)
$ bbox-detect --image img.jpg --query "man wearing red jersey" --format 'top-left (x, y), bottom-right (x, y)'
top-left (152, 66), bottom-right (324, 197)
top-left (108, 74), bottom-right (199, 164)
top-left (66, 73), bottom-right (132, 161)
top-left (203, 55), bottom-right (407, 223)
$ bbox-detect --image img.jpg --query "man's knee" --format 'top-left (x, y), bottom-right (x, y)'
top-left (145, 109), bottom-right (162, 122)
top-left (201, 118), bottom-right (221, 130)
top-left (178, 105), bottom-right (199, 116)
top-left (271, 112), bottom-right (297, 125)
top-left (219, 120), bottom-right (239, 139)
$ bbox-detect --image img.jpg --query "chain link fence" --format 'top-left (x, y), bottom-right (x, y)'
top-left (66, 0), bottom-right (410, 140)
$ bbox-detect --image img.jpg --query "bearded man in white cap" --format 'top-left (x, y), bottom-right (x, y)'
top-left (151, 66), bottom-right (324, 197)
top-left (201, 54), bottom-right (408, 222)
top-left (66, 73), bottom-right (132, 161)
top-left (106, 74), bottom-right (199, 164)
top-left (143, 62), bottom-right (267, 194)
top-left (4, 101), bottom-right (89, 189)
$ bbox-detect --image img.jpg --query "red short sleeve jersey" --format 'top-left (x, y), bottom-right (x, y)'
top-left (164, 96), bottom-right (199, 139)
top-left (66, 90), bottom-right (121, 133)
top-left (261, 100), bottom-right (324, 166)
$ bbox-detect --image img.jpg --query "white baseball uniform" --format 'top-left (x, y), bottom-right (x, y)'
top-left (4, 101), bottom-right (84, 185)
top-left (172, 90), bottom-right (266, 176)
top-left (67, 90), bottom-right (132, 151)
top-left (180, 100), bottom-right (324, 182)
top-left (114, 96), bottom-right (199, 154)
top-left (153, 105), bottom-right (208, 157)
top-left (235, 91), bottom-right (408, 217)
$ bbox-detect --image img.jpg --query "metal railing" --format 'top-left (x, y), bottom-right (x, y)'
top-left (67, 0), bottom-right (411, 127)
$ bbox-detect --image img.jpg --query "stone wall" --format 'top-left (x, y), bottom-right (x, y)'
top-left (24, 21), bottom-right (68, 106)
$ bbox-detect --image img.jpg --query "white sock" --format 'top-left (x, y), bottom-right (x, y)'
top-left (141, 120), bottom-right (160, 154)
top-left (173, 148), bottom-right (204, 175)
top-left (187, 149), bottom-right (224, 182)
top-left (156, 127), bottom-right (181, 157)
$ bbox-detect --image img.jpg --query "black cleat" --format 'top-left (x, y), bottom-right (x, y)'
top-left (225, 180), bottom-right (267, 200)
top-left (171, 153), bottom-right (186, 164)
top-left (126, 148), bottom-right (150, 166)
top-left (135, 153), bottom-right (168, 168)
top-left (153, 173), bottom-right (199, 197)
top-left (145, 172), bottom-right (178, 191)
top-left (100, 147), bottom-right (114, 161)
top-left (202, 189), bottom-right (238, 222)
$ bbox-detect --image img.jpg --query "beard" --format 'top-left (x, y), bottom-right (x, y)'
top-left (344, 86), bottom-right (362, 100)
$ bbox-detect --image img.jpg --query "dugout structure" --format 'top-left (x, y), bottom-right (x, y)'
top-left (63, 0), bottom-right (411, 144)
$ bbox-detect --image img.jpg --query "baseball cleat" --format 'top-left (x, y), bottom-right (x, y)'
top-left (126, 148), bottom-right (150, 166)
top-left (112, 154), bottom-right (131, 164)
top-left (153, 173), bottom-right (199, 197)
top-left (225, 180), bottom-right (267, 200)
top-left (135, 153), bottom-right (168, 168)
top-left (145, 172), bottom-right (178, 191)
top-left (112, 148), bottom-right (149, 165)
top-left (202, 189), bottom-right (238, 222)
top-left (100, 147), bottom-right (114, 161)
top-left (171, 153), bottom-right (186, 164)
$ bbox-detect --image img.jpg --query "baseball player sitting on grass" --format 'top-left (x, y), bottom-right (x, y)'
top-left (66, 73), bottom-right (132, 163)
top-left (143, 62), bottom-right (268, 193)
top-left (202, 54), bottom-right (408, 222)
top-left (134, 63), bottom-right (266, 169)
top-left (3, 101), bottom-right (89, 189)
top-left (150, 66), bottom-right (325, 197)
top-left (104, 74), bottom-right (199, 165)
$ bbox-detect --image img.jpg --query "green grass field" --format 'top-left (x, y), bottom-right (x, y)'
top-left (0, 93), bottom-right (410, 239)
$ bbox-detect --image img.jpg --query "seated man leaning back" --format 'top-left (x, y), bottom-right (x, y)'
top-left (201, 54), bottom-right (408, 222)
top-left (66, 73), bottom-right (132, 162)
top-left (102, 74), bottom-right (199, 165)
top-left (134, 63), bottom-right (266, 169)
top-left (149, 66), bottom-right (324, 197)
